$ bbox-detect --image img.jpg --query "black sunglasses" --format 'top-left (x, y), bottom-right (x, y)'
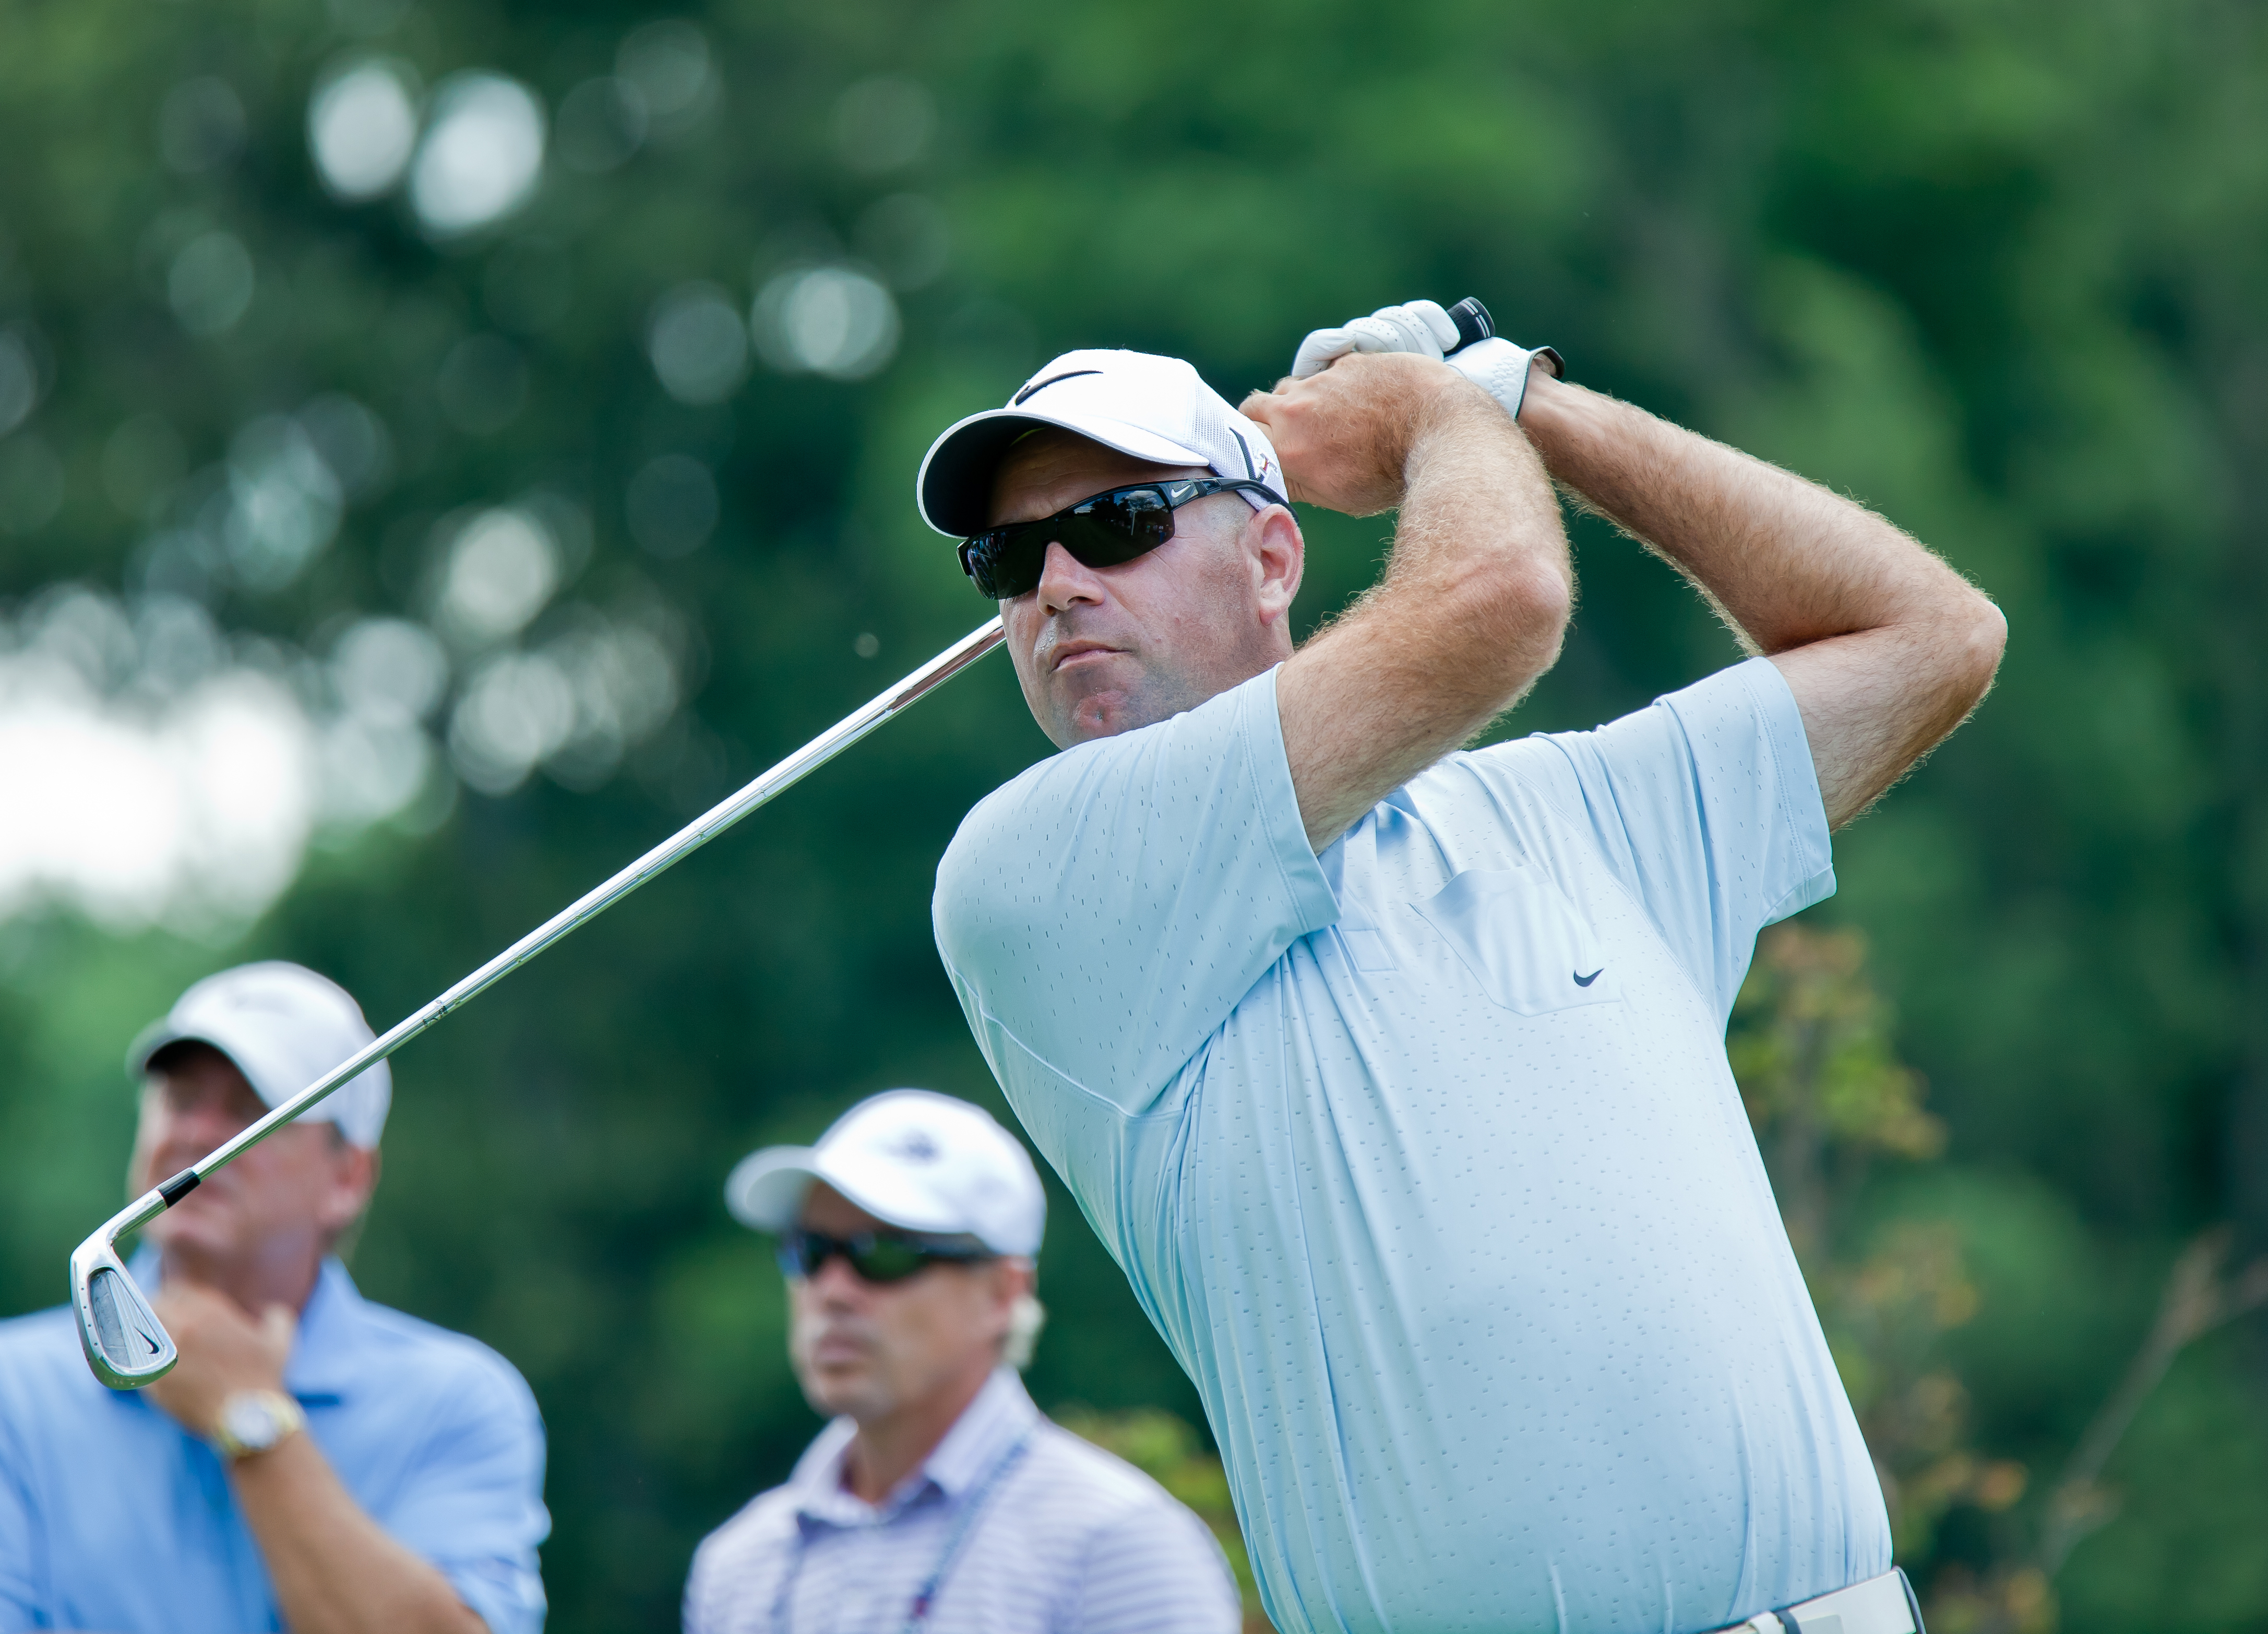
top-left (777, 1225), bottom-right (997, 1286)
top-left (958, 477), bottom-right (1285, 600)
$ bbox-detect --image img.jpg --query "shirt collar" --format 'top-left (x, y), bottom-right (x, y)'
top-left (279, 1258), bottom-right (366, 1401)
top-left (789, 1369), bottom-right (1041, 1525)
top-left (922, 1368), bottom-right (1040, 1497)
top-left (125, 1249), bottom-right (365, 1405)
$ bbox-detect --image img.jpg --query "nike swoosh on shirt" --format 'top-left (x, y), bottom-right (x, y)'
top-left (1573, 968), bottom-right (1604, 987)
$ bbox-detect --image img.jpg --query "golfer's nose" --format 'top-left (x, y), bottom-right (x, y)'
top-left (807, 1253), bottom-right (868, 1305)
top-left (1037, 539), bottom-right (1104, 615)
top-left (154, 1093), bottom-right (254, 1156)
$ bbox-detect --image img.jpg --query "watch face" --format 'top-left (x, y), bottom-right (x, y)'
top-left (221, 1393), bottom-right (282, 1450)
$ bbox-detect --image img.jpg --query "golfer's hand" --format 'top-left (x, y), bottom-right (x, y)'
top-left (1241, 352), bottom-right (1473, 516)
top-left (146, 1283), bottom-right (295, 1437)
top-left (1288, 299), bottom-right (1460, 380)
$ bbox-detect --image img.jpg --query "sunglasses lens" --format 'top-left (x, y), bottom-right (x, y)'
top-left (847, 1239), bottom-right (931, 1283)
top-left (778, 1229), bottom-right (953, 1285)
top-left (961, 486), bottom-right (1178, 598)
top-left (1065, 490), bottom-right (1173, 564)
top-left (963, 532), bottom-right (1040, 600)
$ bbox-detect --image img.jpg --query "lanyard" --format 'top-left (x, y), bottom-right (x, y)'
top-left (771, 1427), bottom-right (1035, 1634)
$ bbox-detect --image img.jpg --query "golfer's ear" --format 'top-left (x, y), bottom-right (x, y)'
top-left (321, 1142), bottom-right (379, 1232)
top-left (1252, 506), bottom-right (1304, 627)
top-left (993, 1257), bottom-right (1034, 1318)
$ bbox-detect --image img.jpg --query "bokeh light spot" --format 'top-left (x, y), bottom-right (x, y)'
top-left (409, 73), bottom-right (546, 238)
top-left (223, 417), bottom-right (343, 592)
top-left (753, 266), bottom-right (900, 380)
top-left (307, 59), bottom-right (420, 200)
top-left (647, 284), bottom-right (749, 405)
top-left (436, 508), bottom-right (559, 645)
top-left (616, 20), bottom-right (714, 138)
top-left (168, 232), bottom-right (256, 335)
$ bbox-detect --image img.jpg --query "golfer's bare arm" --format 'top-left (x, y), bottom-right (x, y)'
top-left (1515, 369), bottom-right (2007, 826)
top-left (230, 1439), bottom-right (487, 1634)
top-left (1243, 354), bottom-right (1574, 849)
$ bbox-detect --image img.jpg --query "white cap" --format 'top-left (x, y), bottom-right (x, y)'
top-left (725, 1089), bottom-right (1046, 1256)
top-left (916, 348), bottom-right (1285, 537)
top-left (128, 962), bottom-right (391, 1148)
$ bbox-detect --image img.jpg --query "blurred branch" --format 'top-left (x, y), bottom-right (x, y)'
top-left (1734, 925), bottom-right (1942, 1265)
top-left (2035, 1228), bottom-right (2268, 1577)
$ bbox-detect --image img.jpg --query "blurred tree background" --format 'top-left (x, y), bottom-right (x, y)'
top-left (2, 0), bottom-right (2266, 1628)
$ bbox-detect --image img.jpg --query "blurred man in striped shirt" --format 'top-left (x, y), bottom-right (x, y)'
top-left (683, 1090), bottom-right (1240, 1634)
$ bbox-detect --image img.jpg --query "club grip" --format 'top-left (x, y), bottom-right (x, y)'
top-left (1446, 297), bottom-right (1494, 354)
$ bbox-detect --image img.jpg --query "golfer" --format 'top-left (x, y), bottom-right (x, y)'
top-left (684, 1089), bottom-right (1240, 1633)
top-left (924, 302), bottom-right (2005, 1632)
top-left (0, 962), bottom-right (548, 1634)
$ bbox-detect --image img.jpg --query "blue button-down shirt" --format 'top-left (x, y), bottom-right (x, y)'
top-left (0, 1256), bottom-right (548, 1633)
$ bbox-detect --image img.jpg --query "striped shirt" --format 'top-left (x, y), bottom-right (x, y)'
top-left (683, 1371), bottom-right (1240, 1634)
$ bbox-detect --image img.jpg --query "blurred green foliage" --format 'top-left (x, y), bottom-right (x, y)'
top-left (1736, 926), bottom-right (2268, 1632)
top-left (3, 0), bottom-right (2267, 1629)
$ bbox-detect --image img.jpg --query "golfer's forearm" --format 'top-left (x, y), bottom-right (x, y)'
top-left (1517, 371), bottom-right (2005, 823)
top-left (1517, 372), bottom-right (1968, 652)
top-left (1282, 396), bottom-right (1570, 847)
top-left (231, 1437), bottom-right (483, 1634)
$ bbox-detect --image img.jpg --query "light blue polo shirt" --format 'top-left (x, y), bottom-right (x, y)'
top-left (933, 657), bottom-right (1891, 1634)
top-left (0, 1256), bottom-right (548, 1633)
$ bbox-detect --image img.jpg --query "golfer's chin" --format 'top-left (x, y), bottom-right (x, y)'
top-left (797, 1358), bottom-right (887, 1421)
top-left (1047, 660), bottom-right (1185, 747)
top-left (144, 1195), bottom-right (252, 1263)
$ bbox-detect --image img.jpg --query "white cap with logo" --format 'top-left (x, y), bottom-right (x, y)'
top-left (915, 348), bottom-right (1285, 538)
top-left (725, 1089), bottom-right (1046, 1257)
top-left (128, 962), bottom-right (392, 1148)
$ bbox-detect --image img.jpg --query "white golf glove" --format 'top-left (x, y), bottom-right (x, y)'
top-left (1289, 298), bottom-right (1562, 420)
top-left (1290, 299), bottom-right (1463, 378)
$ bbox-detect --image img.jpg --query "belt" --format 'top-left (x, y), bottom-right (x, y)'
top-left (1709, 1567), bottom-right (1924, 1634)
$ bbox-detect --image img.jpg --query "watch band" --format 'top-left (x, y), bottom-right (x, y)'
top-left (213, 1388), bottom-right (306, 1461)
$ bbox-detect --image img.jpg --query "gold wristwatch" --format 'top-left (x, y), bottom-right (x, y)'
top-left (213, 1389), bottom-right (305, 1461)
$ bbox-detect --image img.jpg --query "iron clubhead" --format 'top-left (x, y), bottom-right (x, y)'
top-left (71, 1233), bottom-right (176, 1389)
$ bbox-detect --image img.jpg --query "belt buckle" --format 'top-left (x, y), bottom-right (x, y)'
top-left (1732, 1609), bottom-right (1853, 1634)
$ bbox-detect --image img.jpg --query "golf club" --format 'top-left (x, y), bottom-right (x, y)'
top-left (70, 294), bottom-right (1504, 1390)
top-left (71, 616), bottom-right (1006, 1389)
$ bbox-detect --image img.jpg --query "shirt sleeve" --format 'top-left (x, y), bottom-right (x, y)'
top-left (682, 1498), bottom-right (791, 1634)
top-left (1474, 655), bottom-right (1834, 1018)
top-left (379, 1355), bottom-right (550, 1634)
top-left (933, 665), bottom-right (1338, 1119)
top-left (1067, 1494), bottom-right (1243, 1634)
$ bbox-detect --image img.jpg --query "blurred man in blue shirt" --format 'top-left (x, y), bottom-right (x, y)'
top-left (0, 962), bottom-right (549, 1634)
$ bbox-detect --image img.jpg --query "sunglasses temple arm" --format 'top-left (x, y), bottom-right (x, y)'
top-left (130, 616), bottom-right (1010, 1208)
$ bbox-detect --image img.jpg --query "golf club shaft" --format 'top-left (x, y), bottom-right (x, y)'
top-left (110, 616), bottom-right (1006, 1239)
